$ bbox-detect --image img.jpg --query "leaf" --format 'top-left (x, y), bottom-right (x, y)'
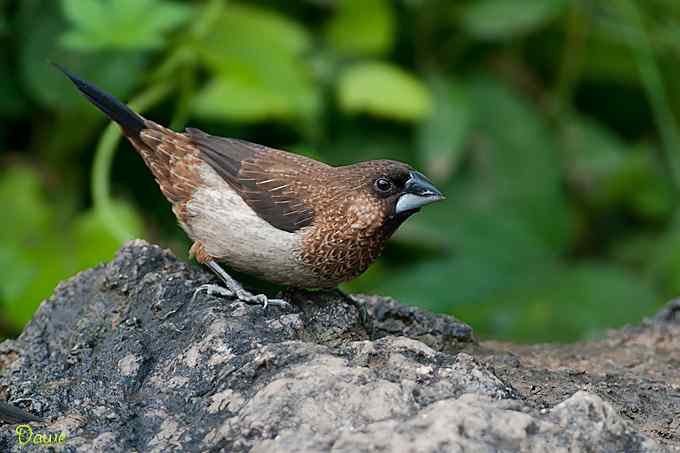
top-left (61, 0), bottom-right (106, 31)
top-left (60, 0), bottom-right (192, 51)
top-left (18, 0), bottom-right (146, 110)
top-left (192, 3), bottom-right (319, 122)
top-left (560, 115), bottom-right (628, 207)
top-left (73, 201), bottom-right (144, 269)
top-left (464, 77), bottom-right (575, 251)
top-left (0, 164), bottom-right (145, 331)
top-left (610, 146), bottom-right (675, 222)
top-left (194, 76), bottom-right (291, 122)
top-left (416, 75), bottom-right (471, 181)
top-left (375, 212), bottom-right (554, 314)
top-left (338, 62), bottom-right (433, 121)
top-left (460, 0), bottom-right (567, 39)
top-left (457, 263), bottom-right (660, 342)
top-left (648, 225), bottom-right (680, 297)
top-left (318, 128), bottom-right (413, 166)
top-left (196, 3), bottom-right (310, 58)
top-left (0, 55), bottom-right (29, 118)
top-left (368, 77), bottom-right (579, 339)
top-left (560, 115), bottom-right (674, 222)
top-left (0, 165), bottom-right (69, 329)
top-left (325, 0), bottom-right (395, 56)
top-left (193, 57), bottom-right (320, 122)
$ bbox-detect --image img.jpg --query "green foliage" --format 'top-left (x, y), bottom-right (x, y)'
top-left (460, 0), bottom-right (568, 39)
top-left (192, 3), bottom-right (319, 122)
top-left (338, 62), bottom-right (433, 121)
top-left (325, 0), bottom-right (395, 56)
top-left (17, 0), bottom-right (147, 119)
top-left (60, 0), bottom-right (192, 51)
top-left (460, 263), bottom-right (658, 342)
top-left (417, 75), bottom-right (471, 182)
top-left (0, 165), bottom-right (142, 332)
top-left (2, 0), bottom-right (680, 342)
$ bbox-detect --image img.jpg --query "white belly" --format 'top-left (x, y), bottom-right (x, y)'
top-left (183, 164), bottom-right (315, 287)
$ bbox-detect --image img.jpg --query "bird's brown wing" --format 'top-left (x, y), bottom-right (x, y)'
top-left (187, 128), bottom-right (325, 233)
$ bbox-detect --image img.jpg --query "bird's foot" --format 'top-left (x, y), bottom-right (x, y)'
top-left (192, 283), bottom-right (233, 303)
top-left (192, 283), bottom-right (290, 309)
top-left (233, 288), bottom-right (290, 309)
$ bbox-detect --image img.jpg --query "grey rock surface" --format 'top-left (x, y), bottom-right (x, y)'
top-left (0, 240), bottom-right (675, 452)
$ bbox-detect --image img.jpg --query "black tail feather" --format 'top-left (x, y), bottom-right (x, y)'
top-left (53, 63), bottom-right (145, 137)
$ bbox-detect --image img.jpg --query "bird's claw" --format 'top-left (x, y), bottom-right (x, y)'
top-left (236, 290), bottom-right (290, 309)
top-left (264, 298), bottom-right (291, 309)
top-left (192, 284), bottom-right (234, 303)
top-left (193, 284), bottom-right (290, 310)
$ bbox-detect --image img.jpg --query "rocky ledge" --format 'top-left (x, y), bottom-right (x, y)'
top-left (0, 240), bottom-right (678, 452)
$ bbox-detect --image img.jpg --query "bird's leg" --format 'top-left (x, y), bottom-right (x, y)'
top-left (193, 261), bottom-right (290, 309)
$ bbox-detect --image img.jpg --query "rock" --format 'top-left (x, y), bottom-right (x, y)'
top-left (0, 240), bottom-right (675, 452)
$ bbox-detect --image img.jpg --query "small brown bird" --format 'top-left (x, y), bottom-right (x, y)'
top-left (58, 65), bottom-right (444, 307)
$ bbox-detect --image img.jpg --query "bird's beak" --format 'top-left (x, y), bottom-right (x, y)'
top-left (394, 171), bottom-right (445, 215)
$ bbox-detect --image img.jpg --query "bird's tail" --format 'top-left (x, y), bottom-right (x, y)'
top-left (53, 63), bottom-right (145, 137)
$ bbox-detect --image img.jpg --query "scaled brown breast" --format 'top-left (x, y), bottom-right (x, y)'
top-left (296, 162), bottom-right (411, 287)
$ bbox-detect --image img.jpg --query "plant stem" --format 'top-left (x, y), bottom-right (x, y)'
top-left (554, 3), bottom-right (588, 116)
top-left (616, 0), bottom-right (680, 193)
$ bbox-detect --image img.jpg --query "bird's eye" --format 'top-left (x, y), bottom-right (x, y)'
top-left (374, 177), bottom-right (393, 193)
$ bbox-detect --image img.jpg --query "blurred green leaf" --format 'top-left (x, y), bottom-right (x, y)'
top-left (194, 65), bottom-right (319, 122)
top-left (0, 164), bottom-right (145, 330)
top-left (0, 57), bottom-right (29, 118)
top-left (319, 128), bottom-right (413, 166)
top-left (60, 0), bottom-right (192, 51)
top-left (375, 77), bottom-right (576, 334)
top-left (73, 201), bottom-right (144, 268)
top-left (192, 3), bottom-right (319, 122)
top-left (459, 263), bottom-right (659, 342)
top-left (417, 75), bottom-right (471, 181)
top-left (338, 62), bottom-right (433, 121)
top-left (0, 166), bottom-right (51, 241)
top-left (582, 32), bottom-right (638, 82)
top-left (561, 116), bottom-right (674, 222)
top-left (18, 0), bottom-right (146, 111)
top-left (615, 0), bottom-right (680, 192)
top-left (193, 2), bottom-right (310, 62)
top-left (375, 210), bottom-right (555, 314)
top-left (467, 78), bottom-right (574, 251)
top-left (0, 165), bottom-right (65, 328)
top-left (460, 0), bottom-right (567, 39)
top-left (649, 225), bottom-right (680, 297)
top-left (610, 147), bottom-right (675, 222)
top-left (561, 115), bottom-right (629, 207)
top-left (325, 0), bottom-right (395, 56)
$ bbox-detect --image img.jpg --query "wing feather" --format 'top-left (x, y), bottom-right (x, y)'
top-left (186, 128), bottom-right (325, 233)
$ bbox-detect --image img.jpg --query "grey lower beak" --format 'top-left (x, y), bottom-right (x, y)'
top-left (394, 171), bottom-right (445, 215)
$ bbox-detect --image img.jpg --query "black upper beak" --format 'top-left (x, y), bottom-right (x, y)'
top-left (395, 171), bottom-right (445, 215)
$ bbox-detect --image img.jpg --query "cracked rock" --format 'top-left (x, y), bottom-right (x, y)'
top-left (0, 240), bottom-right (673, 452)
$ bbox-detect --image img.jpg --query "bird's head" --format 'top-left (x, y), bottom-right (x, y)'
top-left (338, 160), bottom-right (445, 231)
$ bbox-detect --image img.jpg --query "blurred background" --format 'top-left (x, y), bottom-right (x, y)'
top-left (1, 0), bottom-right (680, 342)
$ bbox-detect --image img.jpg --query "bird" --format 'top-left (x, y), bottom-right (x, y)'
top-left (56, 64), bottom-right (445, 308)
